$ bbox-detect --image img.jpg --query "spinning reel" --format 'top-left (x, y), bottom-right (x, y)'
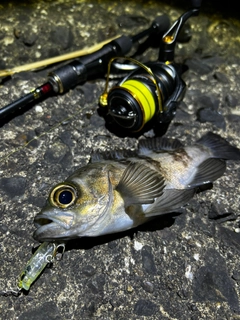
top-left (99, 5), bottom-right (201, 135)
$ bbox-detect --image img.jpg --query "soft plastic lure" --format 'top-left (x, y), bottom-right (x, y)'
top-left (0, 242), bottom-right (65, 296)
top-left (18, 242), bottom-right (65, 291)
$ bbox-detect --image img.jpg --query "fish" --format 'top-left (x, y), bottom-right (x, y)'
top-left (33, 132), bottom-right (240, 242)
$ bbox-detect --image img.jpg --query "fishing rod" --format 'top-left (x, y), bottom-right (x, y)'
top-left (0, 15), bottom-right (170, 120)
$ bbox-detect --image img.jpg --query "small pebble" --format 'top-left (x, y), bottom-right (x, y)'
top-left (35, 105), bottom-right (43, 113)
top-left (134, 240), bottom-right (143, 251)
top-left (142, 281), bottom-right (154, 293)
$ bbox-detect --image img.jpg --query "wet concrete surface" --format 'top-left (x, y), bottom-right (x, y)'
top-left (0, 1), bottom-right (240, 319)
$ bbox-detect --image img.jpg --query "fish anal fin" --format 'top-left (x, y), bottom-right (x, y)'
top-left (144, 189), bottom-right (195, 217)
top-left (188, 158), bottom-right (226, 188)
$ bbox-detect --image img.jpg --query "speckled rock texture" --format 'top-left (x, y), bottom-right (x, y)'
top-left (0, 1), bottom-right (240, 319)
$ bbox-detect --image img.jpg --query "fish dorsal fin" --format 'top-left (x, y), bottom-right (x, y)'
top-left (188, 158), bottom-right (226, 188)
top-left (138, 137), bottom-right (183, 155)
top-left (144, 189), bottom-right (195, 217)
top-left (91, 149), bottom-right (137, 162)
top-left (116, 162), bottom-right (165, 206)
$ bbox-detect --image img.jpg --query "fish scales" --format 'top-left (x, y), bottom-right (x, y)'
top-left (33, 132), bottom-right (240, 241)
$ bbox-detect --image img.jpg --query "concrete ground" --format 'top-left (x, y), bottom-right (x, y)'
top-left (0, 1), bottom-right (240, 319)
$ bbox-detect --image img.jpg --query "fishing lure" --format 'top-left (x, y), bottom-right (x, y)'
top-left (1, 242), bottom-right (65, 295)
top-left (18, 242), bottom-right (53, 290)
top-left (1, 242), bottom-right (64, 296)
top-left (18, 242), bottom-right (65, 291)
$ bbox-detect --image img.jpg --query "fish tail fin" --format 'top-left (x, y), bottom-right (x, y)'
top-left (197, 132), bottom-right (240, 160)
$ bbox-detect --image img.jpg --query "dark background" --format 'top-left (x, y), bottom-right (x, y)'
top-left (0, 1), bottom-right (240, 319)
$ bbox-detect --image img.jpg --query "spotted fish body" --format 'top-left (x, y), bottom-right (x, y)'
top-left (33, 132), bottom-right (240, 242)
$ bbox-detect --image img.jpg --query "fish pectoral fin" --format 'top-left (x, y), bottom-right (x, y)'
top-left (144, 189), bottom-right (195, 217)
top-left (138, 137), bottom-right (183, 155)
top-left (116, 162), bottom-right (165, 206)
top-left (188, 158), bottom-right (226, 188)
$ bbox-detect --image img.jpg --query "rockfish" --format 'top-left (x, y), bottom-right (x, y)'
top-left (33, 132), bottom-right (240, 242)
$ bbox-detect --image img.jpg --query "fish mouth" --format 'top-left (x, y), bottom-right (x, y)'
top-left (33, 211), bottom-right (75, 242)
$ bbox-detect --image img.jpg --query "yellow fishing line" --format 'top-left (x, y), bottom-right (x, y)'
top-left (121, 79), bottom-right (156, 123)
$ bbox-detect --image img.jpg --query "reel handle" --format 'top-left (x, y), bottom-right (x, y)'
top-left (159, 7), bottom-right (200, 62)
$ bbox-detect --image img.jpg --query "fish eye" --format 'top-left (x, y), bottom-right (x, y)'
top-left (50, 184), bottom-right (77, 208)
top-left (58, 190), bottom-right (73, 204)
